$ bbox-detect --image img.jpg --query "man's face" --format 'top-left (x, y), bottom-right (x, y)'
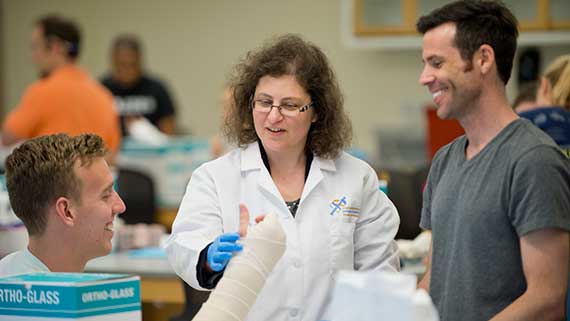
top-left (419, 22), bottom-right (481, 120)
top-left (111, 47), bottom-right (141, 87)
top-left (72, 157), bottom-right (126, 260)
top-left (30, 26), bottom-right (55, 77)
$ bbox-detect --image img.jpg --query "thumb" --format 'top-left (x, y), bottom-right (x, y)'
top-left (238, 203), bottom-right (250, 237)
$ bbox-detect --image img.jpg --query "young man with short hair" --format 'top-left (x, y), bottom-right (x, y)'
top-left (0, 133), bottom-right (126, 276)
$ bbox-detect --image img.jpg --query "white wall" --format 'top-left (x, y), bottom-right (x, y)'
top-left (2, 0), bottom-right (569, 160)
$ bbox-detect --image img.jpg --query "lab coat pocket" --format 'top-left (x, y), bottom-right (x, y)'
top-left (330, 220), bottom-right (356, 272)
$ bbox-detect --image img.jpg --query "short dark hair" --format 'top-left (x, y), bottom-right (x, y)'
top-left (223, 34), bottom-right (352, 159)
top-left (36, 15), bottom-right (81, 59)
top-left (111, 34), bottom-right (142, 55)
top-left (416, 0), bottom-right (518, 85)
top-left (5, 134), bottom-right (107, 236)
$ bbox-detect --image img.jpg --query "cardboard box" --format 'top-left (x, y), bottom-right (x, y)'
top-left (0, 272), bottom-right (141, 321)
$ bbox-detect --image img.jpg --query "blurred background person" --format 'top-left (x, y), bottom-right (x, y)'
top-left (1, 15), bottom-right (121, 163)
top-left (101, 34), bottom-right (177, 138)
top-left (518, 54), bottom-right (570, 156)
top-left (512, 81), bottom-right (538, 112)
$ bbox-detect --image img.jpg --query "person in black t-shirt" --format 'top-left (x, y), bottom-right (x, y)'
top-left (101, 35), bottom-right (177, 136)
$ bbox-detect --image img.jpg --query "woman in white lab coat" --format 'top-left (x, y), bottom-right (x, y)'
top-left (165, 34), bottom-right (400, 321)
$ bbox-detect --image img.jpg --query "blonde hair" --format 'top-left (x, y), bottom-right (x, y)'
top-left (544, 54), bottom-right (570, 110)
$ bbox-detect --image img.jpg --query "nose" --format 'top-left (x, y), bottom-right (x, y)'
top-left (266, 105), bottom-right (284, 123)
top-left (113, 191), bottom-right (127, 216)
top-left (419, 66), bottom-right (435, 86)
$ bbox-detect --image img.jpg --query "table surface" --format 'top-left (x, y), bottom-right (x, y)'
top-left (86, 250), bottom-right (426, 277)
top-left (85, 250), bottom-right (176, 278)
top-left (85, 250), bottom-right (184, 305)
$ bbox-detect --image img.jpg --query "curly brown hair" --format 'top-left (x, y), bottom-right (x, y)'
top-left (5, 133), bottom-right (107, 236)
top-left (223, 34), bottom-right (352, 159)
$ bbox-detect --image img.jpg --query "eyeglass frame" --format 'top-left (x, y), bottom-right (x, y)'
top-left (251, 98), bottom-right (313, 117)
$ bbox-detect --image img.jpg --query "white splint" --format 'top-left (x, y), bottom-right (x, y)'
top-left (192, 213), bottom-right (286, 321)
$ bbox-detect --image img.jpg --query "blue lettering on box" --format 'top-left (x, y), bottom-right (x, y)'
top-left (0, 272), bottom-right (140, 318)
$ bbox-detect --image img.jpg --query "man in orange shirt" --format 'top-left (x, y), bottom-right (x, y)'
top-left (1, 15), bottom-right (121, 161)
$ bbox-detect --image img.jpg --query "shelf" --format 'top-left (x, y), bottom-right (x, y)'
top-left (341, 31), bottom-right (570, 50)
top-left (341, 0), bottom-right (570, 50)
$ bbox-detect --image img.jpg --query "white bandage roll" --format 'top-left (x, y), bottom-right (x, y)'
top-left (192, 213), bottom-right (286, 321)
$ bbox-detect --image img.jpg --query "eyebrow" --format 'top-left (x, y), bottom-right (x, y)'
top-left (254, 93), bottom-right (303, 101)
top-left (101, 183), bottom-right (114, 195)
top-left (255, 93), bottom-right (272, 99)
top-left (425, 55), bottom-right (443, 64)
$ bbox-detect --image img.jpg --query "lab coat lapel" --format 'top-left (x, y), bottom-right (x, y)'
top-left (241, 142), bottom-right (284, 205)
top-left (301, 156), bottom-right (335, 201)
top-left (258, 169), bottom-right (283, 204)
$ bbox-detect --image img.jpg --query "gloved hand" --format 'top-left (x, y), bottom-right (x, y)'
top-left (207, 232), bottom-right (243, 272)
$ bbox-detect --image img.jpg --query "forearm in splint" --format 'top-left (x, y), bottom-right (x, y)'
top-left (192, 213), bottom-right (287, 321)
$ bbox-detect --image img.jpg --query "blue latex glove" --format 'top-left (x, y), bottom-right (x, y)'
top-left (207, 232), bottom-right (243, 272)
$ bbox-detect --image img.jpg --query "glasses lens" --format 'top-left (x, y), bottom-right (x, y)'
top-left (280, 108), bottom-right (299, 117)
top-left (254, 100), bottom-right (271, 112)
top-left (252, 100), bottom-right (307, 117)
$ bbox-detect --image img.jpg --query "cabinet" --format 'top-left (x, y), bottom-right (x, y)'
top-left (550, 0), bottom-right (570, 29)
top-left (353, 0), bottom-right (570, 37)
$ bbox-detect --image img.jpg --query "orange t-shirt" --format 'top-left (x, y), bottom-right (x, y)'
top-left (3, 65), bottom-right (121, 153)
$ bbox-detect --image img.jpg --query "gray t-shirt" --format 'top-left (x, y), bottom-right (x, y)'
top-left (420, 119), bottom-right (570, 321)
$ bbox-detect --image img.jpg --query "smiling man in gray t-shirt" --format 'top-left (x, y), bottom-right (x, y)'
top-left (421, 119), bottom-right (570, 320)
top-left (416, 2), bottom-right (570, 321)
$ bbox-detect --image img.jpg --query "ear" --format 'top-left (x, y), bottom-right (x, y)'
top-left (539, 76), bottom-right (551, 96)
top-left (477, 44), bottom-right (495, 75)
top-left (54, 196), bottom-right (76, 227)
top-left (311, 111), bottom-right (318, 123)
top-left (536, 76), bottom-right (552, 105)
top-left (49, 38), bottom-right (68, 56)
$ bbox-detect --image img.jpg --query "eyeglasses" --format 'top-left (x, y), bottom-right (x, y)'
top-left (252, 99), bottom-right (313, 117)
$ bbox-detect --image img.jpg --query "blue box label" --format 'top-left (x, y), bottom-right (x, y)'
top-left (0, 273), bottom-right (141, 318)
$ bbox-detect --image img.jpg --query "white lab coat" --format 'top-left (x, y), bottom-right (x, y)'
top-left (165, 142), bottom-right (400, 321)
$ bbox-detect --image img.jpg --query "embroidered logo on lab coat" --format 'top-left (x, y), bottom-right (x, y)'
top-left (330, 196), bottom-right (347, 215)
top-left (330, 197), bottom-right (361, 218)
